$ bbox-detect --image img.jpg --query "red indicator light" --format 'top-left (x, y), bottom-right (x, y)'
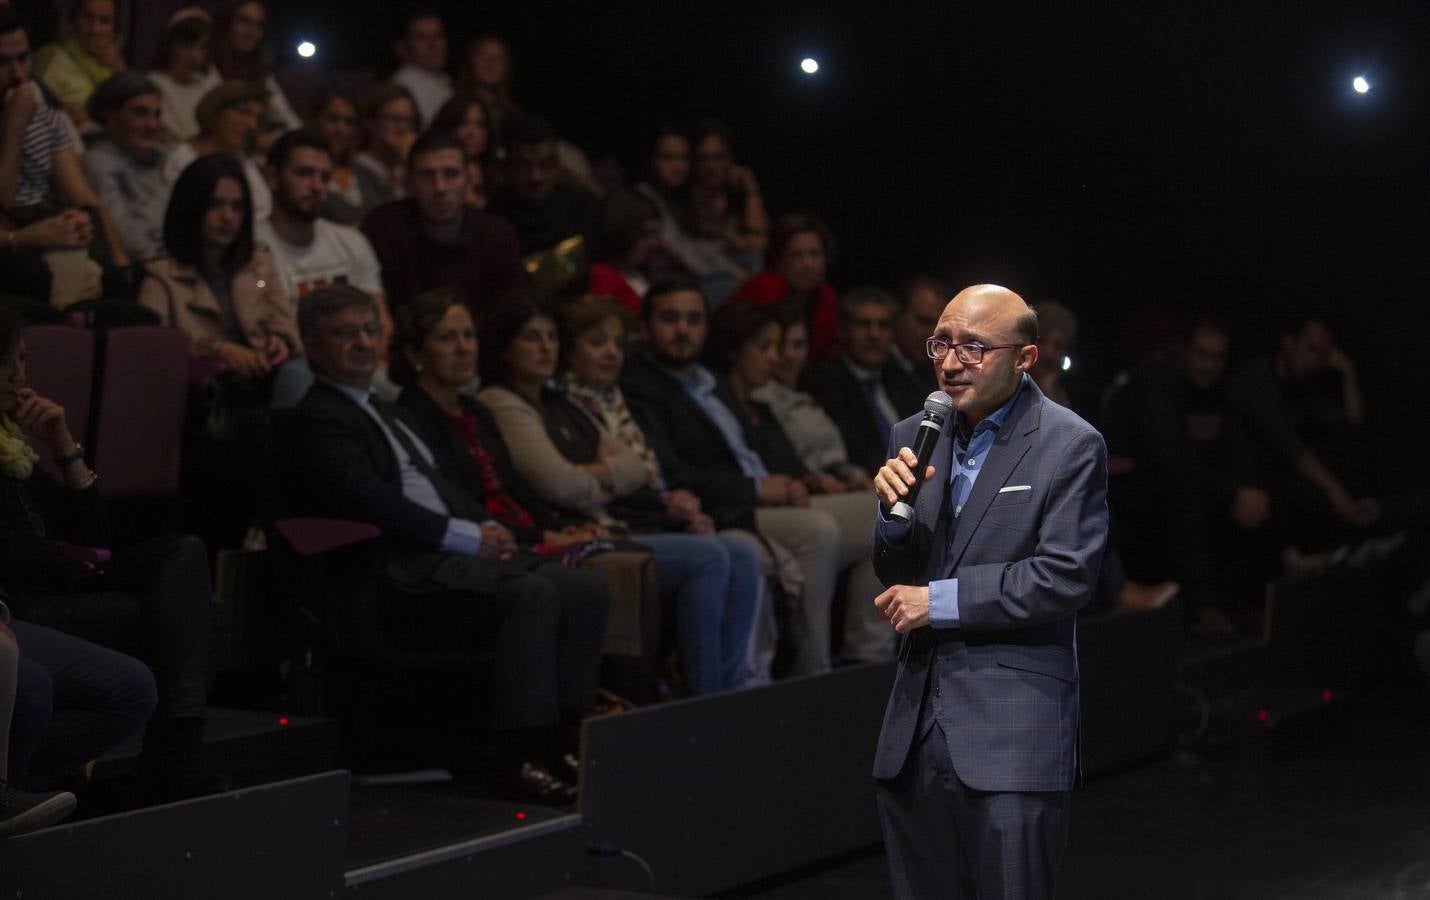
top-left (515, 812), bottom-right (527, 820)
top-left (1256, 709), bottom-right (1269, 722)
top-left (1321, 690), bottom-right (1333, 701)
top-left (278, 716), bottom-right (290, 726)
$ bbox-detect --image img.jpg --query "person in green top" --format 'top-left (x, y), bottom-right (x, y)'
top-left (32, 0), bottom-right (125, 130)
top-left (1225, 317), bottom-right (1378, 543)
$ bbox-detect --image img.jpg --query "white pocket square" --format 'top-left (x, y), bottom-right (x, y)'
top-left (998, 485), bottom-right (1032, 493)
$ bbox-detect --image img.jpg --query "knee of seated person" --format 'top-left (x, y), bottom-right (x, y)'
top-left (804, 509), bottom-right (841, 549)
top-left (12, 657), bottom-right (54, 724)
top-left (115, 658), bottom-right (160, 724)
top-left (162, 533), bottom-right (210, 568)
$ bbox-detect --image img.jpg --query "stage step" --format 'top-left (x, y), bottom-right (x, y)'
top-left (1207, 686), bottom-right (1354, 762)
top-left (92, 705), bottom-right (341, 788)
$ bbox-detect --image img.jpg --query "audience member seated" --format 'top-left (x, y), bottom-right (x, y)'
top-left (811, 285), bottom-right (926, 477)
top-left (390, 8), bottom-right (451, 129)
top-left (148, 6), bottom-right (220, 145)
top-left (353, 83), bottom-right (417, 204)
top-left (588, 188), bottom-right (661, 315)
top-left (0, 307), bottom-right (215, 801)
top-left (488, 115), bottom-right (598, 285)
top-left (81, 72), bottom-right (168, 264)
top-left (289, 284), bottom-right (609, 803)
top-left (752, 306), bottom-right (867, 489)
top-left (729, 212), bottom-right (839, 361)
top-left (361, 130), bottom-right (523, 316)
top-left (428, 92), bottom-right (492, 210)
top-left (0, 208), bottom-right (92, 308)
top-left (1030, 300), bottom-right (1076, 407)
top-left (703, 300), bottom-right (891, 665)
top-left (1104, 317), bottom-right (1274, 636)
top-left (476, 292), bottom-right (760, 693)
top-left (1227, 317), bottom-right (1379, 550)
top-left (162, 79), bottom-right (272, 222)
top-left (257, 129), bottom-right (389, 336)
top-left (140, 154), bottom-right (300, 399)
top-left (309, 85), bottom-right (383, 225)
top-left (209, 0), bottom-right (301, 137)
top-left (0, 594), bottom-right (80, 836)
top-left (686, 119), bottom-right (767, 296)
top-left (455, 34), bottom-right (518, 148)
top-left (890, 275), bottom-right (949, 392)
top-left (622, 280), bottom-right (868, 675)
top-left (390, 288), bottom-right (601, 548)
top-left (1, 12), bottom-right (130, 303)
top-left (632, 125), bottom-right (739, 291)
top-left (32, 0), bottom-right (125, 131)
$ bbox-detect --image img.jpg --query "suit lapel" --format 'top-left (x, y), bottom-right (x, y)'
top-left (940, 383), bottom-right (1044, 577)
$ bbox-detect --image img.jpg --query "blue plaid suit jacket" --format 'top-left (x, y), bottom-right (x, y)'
top-left (871, 380), bottom-right (1108, 792)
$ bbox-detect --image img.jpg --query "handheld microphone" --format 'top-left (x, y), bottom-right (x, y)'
top-left (888, 391), bottom-right (954, 524)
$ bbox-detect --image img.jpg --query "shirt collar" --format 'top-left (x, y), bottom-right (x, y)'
top-left (648, 351), bottom-right (715, 393)
top-left (319, 375), bottom-right (372, 407)
top-left (957, 373), bottom-right (1027, 438)
top-left (841, 354), bottom-right (882, 383)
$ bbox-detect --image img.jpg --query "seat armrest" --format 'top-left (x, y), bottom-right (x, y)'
top-left (275, 517), bottom-right (382, 557)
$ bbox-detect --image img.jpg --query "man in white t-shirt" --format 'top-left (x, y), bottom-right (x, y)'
top-left (390, 10), bottom-right (451, 129)
top-left (257, 128), bottom-right (394, 404)
top-left (257, 129), bottom-right (389, 311)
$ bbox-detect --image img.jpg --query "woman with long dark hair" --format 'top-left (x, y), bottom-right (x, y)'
top-left (309, 85), bottom-right (387, 224)
top-left (208, 0), bottom-right (301, 134)
top-left (427, 92), bottom-right (493, 209)
top-left (139, 154), bottom-right (298, 380)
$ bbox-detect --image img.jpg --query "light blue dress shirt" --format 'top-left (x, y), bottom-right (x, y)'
top-left (879, 375), bottom-right (1027, 627)
top-left (324, 378), bottom-right (484, 556)
top-left (658, 359), bottom-right (770, 488)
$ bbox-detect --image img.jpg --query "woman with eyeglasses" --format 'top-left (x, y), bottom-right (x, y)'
top-left (309, 85), bottom-right (387, 225)
top-left (353, 83), bottom-right (418, 205)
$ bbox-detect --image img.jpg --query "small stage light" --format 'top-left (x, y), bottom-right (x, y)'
top-left (1352, 76), bottom-right (1370, 94)
top-left (1256, 709), bottom-right (1270, 723)
top-left (515, 811), bottom-right (527, 820)
top-left (1060, 355), bottom-right (1072, 372)
top-left (278, 716), bottom-right (290, 726)
top-left (800, 58), bottom-right (819, 75)
top-left (297, 41), bottom-right (316, 59)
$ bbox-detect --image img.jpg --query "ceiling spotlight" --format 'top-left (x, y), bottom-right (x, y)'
top-left (1352, 75), bottom-right (1370, 94)
top-left (297, 41), bottom-right (316, 59)
top-left (1060, 356), bottom-right (1072, 373)
top-left (800, 58), bottom-right (819, 75)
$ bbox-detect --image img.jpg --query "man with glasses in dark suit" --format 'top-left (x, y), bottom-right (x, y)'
top-left (871, 284), bottom-right (1109, 899)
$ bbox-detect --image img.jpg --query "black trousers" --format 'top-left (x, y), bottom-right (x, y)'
top-left (12, 534), bottom-right (213, 725)
top-left (379, 553), bottom-right (609, 730)
top-left (876, 705), bottom-right (1070, 900)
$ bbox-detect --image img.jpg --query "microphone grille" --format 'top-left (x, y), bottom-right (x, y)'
top-left (923, 391), bottom-right (954, 416)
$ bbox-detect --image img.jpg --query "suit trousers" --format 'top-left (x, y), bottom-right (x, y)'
top-left (876, 701), bottom-right (1070, 900)
top-left (379, 555), bottom-right (609, 730)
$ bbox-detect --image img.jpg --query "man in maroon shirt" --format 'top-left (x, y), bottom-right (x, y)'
top-left (360, 130), bottom-right (524, 314)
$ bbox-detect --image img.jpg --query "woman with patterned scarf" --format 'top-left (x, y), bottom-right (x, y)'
top-left (475, 292), bottom-right (763, 695)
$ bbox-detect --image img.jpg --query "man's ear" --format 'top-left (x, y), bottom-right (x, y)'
top-left (1016, 344), bottom-right (1038, 373)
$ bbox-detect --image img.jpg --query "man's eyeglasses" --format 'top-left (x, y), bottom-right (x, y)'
top-left (328, 323), bottom-right (382, 342)
top-left (925, 338), bottom-right (1022, 364)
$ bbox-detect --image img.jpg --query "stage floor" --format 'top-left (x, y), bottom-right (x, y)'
top-left (725, 683), bottom-right (1430, 900)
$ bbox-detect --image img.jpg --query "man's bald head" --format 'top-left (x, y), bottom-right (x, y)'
top-left (933, 284), bottom-right (1040, 429)
top-left (941, 284), bottom-right (1039, 346)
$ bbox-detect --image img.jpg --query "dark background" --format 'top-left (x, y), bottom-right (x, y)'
top-left (268, 1), bottom-right (1429, 480)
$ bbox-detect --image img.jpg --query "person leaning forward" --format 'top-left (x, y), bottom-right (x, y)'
top-left (870, 284), bottom-right (1109, 899)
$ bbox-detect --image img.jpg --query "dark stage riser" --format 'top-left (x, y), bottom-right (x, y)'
top-left (0, 772), bottom-right (350, 900)
top-left (579, 663), bottom-right (894, 897)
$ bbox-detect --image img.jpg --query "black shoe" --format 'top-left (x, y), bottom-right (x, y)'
top-left (505, 761), bottom-right (577, 806)
top-left (0, 780), bottom-right (77, 838)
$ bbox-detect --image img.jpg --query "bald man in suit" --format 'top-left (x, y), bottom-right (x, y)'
top-left (871, 285), bottom-right (1109, 899)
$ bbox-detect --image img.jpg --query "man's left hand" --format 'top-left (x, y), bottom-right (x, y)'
top-left (874, 584), bottom-right (930, 633)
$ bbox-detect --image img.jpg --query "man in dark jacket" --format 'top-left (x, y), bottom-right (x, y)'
top-left (290, 284), bottom-right (607, 804)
